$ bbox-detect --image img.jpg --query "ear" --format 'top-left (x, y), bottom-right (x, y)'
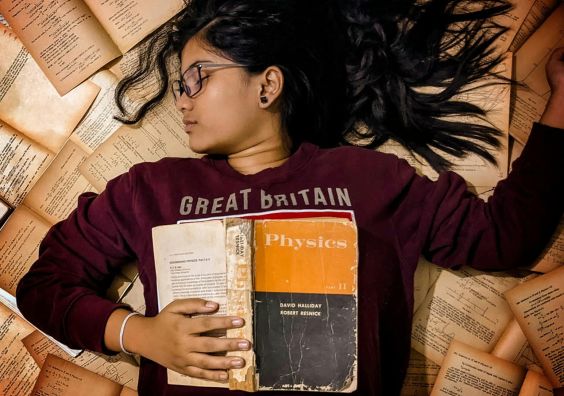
top-left (258, 66), bottom-right (284, 108)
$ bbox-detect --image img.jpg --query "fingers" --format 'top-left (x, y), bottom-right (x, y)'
top-left (164, 298), bottom-right (220, 315)
top-left (188, 315), bottom-right (245, 334)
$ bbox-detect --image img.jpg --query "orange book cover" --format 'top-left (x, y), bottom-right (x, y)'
top-left (253, 218), bottom-right (358, 392)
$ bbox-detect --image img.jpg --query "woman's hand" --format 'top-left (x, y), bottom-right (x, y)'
top-left (540, 47), bottom-right (564, 129)
top-left (112, 299), bottom-right (251, 382)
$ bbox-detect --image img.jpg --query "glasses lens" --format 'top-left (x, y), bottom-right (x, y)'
top-left (172, 80), bottom-right (183, 101)
top-left (184, 67), bottom-right (201, 97)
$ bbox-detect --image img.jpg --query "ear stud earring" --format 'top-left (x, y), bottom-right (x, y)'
top-left (260, 96), bottom-right (268, 104)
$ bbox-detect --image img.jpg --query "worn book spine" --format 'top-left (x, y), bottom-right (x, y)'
top-left (225, 218), bottom-right (257, 391)
top-left (253, 218), bottom-right (358, 392)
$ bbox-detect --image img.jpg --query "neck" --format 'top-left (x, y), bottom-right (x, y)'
top-left (227, 135), bottom-right (292, 175)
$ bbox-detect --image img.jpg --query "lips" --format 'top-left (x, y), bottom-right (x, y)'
top-left (183, 119), bottom-right (197, 133)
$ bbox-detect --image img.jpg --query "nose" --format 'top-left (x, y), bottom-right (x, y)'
top-left (175, 91), bottom-right (194, 112)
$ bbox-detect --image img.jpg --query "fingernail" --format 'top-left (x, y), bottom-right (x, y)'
top-left (238, 341), bottom-right (250, 350)
top-left (205, 301), bottom-right (218, 309)
top-left (231, 318), bottom-right (243, 327)
top-left (219, 372), bottom-right (228, 380)
top-left (231, 358), bottom-right (244, 368)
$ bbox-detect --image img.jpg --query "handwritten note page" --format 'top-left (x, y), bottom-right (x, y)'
top-left (430, 340), bottom-right (525, 396)
top-left (504, 266), bottom-right (564, 388)
top-left (411, 266), bottom-right (524, 365)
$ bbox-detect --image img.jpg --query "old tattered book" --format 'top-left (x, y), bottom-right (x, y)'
top-left (153, 215), bottom-right (358, 392)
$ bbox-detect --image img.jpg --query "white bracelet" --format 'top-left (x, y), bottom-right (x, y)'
top-left (119, 311), bottom-right (141, 355)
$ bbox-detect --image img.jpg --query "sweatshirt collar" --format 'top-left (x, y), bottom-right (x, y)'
top-left (207, 142), bottom-right (319, 186)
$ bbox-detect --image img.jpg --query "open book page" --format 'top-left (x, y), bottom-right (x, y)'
top-left (400, 349), bottom-right (441, 396)
top-left (79, 94), bottom-right (196, 192)
top-left (0, 0), bottom-right (121, 95)
top-left (70, 70), bottom-right (123, 154)
top-left (492, 318), bottom-right (544, 373)
top-left (119, 275), bottom-right (146, 316)
top-left (31, 354), bottom-right (134, 396)
top-left (22, 141), bottom-right (95, 225)
top-left (504, 266), bottom-right (564, 388)
top-left (411, 266), bottom-right (526, 365)
top-left (0, 122), bottom-right (53, 206)
top-left (0, 205), bottom-right (50, 296)
top-left (509, 0), bottom-right (560, 53)
top-left (529, 215), bottom-right (563, 274)
top-left (22, 330), bottom-right (139, 390)
top-left (491, 0), bottom-right (535, 54)
top-left (0, 302), bottom-right (40, 396)
top-left (413, 257), bottom-right (437, 314)
top-left (0, 25), bottom-right (99, 153)
top-left (510, 3), bottom-right (564, 144)
top-left (377, 56), bottom-right (511, 190)
top-left (430, 340), bottom-right (526, 396)
top-left (82, 0), bottom-right (184, 53)
top-left (152, 220), bottom-right (230, 388)
top-left (518, 370), bottom-right (554, 396)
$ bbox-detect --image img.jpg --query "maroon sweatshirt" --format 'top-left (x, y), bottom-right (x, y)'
top-left (16, 123), bottom-right (564, 395)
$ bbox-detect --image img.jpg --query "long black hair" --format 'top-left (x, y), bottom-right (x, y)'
top-left (115, 0), bottom-right (512, 171)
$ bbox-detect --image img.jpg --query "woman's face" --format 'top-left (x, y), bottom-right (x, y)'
top-left (176, 37), bottom-right (279, 156)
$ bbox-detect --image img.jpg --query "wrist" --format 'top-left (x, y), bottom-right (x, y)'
top-left (123, 313), bottom-right (149, 356)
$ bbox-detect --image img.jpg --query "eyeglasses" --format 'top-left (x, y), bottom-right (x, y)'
top-left (172, 63), bottom-right (248, 101)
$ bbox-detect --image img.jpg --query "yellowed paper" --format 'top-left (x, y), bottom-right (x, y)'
top-left (504, 266), bottom-right (564, 388)
top-left (30, 354), bottom-right (133, 396)
top-left (0, 25), bottom-right (99, 152)
top-left (430, 340), bottom-right (525, 395)
top-left (519, 370), bottom-right (554, 396)
top-left (152, 220), bottom-right (230, 388)
top-left (492, 0), bottom-right (536, 54)
top-left (411, 266), bottom-right (524, 365)
top-left (0, 122), bottom-right (53, 206)
top-left (70, 70), bottom-right (123, 154)
top-left (400, 349), bottom-right (441, 396)
top-left (529, 215), bottom-right (563, 274)
top-left (0, 205), bottom-right (51, 295)
top-left (22, 330), bottom-right (139, 390)
top-left (510, 3), bottom-right (564, 143)
top-left (0, 0), bottom-right (121, 95)
top-left (492, 318), bottom-right (544, 373)
top-left (23, 141), bottom-right (95, 224)
top-left (83, 0), bottom-right (184, 53)
top-left (509, 0), bottom-right (560, 53)
top-left (119, 276), bottom-right (146, 316)
top-left (378, 56), bottom-right (511, 189)
top-left (0, 301), bottom-right (40, 396)
top-left (80, 95), bottom-right (195, 191)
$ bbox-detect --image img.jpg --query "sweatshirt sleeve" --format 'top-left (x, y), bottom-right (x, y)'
top-left (16, 168), bottom-right (139, 353)
top-left (394, 122), bottom-right (564, 271)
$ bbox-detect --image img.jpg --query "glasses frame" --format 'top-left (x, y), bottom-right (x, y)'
top-left (172, 63), bottom-right (249, 100)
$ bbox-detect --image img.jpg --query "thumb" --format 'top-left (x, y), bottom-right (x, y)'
top-left (164, 298), bottom-right (219, 315)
